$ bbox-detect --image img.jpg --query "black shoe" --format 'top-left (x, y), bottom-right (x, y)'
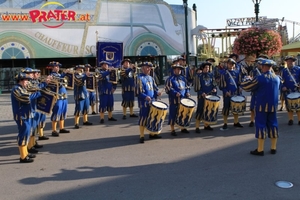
top-left (27, 154), bottom-right (36, 158)
top-left (28, 147), bottom-right (39, 154)
top-left (222, 123), bottom-right (228, 130)
top-left (234, 122), bottom-right (243, 128)
top-left (38, 136), bottom-right (49, 140)
top-left (52, 131), bottom-right (59, 137)
top-left (279, 107), bottom-right (283, 111)
top-left (204, 126), bottom-right (213, 131)
top-left (122, 115), bottom-right (126, 119)
top-left (74, 124), bottom-right (80, 129)
top-left (130, 114), bottom-right (138, 118)
top-left (288, 120), bottom-right (293, 125)
top-left (249, 121), bottom-right (254, 127)
top-left (270, 149), bottom-right (277, 154)
top-left (92, 111), bottom-right (96, 115)
top-left (20, 156), bottom-right (34, 163)
top-left (59, 129), bottom-right (70, 133)
top-left (34, 142), bottom-right (43, 149)
top-left (195, 128), bottom-right (201, 133)
top-left (139, 137), bottom-right (144, 143)
top-left (100, 119), bottom-right (104, 124)
top-left (298, 121), bottom-right (300, 125)
top-left (171, 130), bottom-right (177, 136)
top-left (83, 121), bottom-right (93, 125)
top-left (250, 149), bottom-right (264, 156)
top-left (181, 129), bottom-right (189, 133)
top-left (108, 117), bottom-right (117, 121)
top-left (149, 134), bottom-right (162, 139)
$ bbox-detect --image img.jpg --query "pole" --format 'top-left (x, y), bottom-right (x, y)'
top-left (183, 0), bottom-right (189, 65)
top-left (95, 31), bottom-right (99, 114)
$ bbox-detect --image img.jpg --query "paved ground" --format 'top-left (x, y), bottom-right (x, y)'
top-left (0, 86), bottom-right (300, 200)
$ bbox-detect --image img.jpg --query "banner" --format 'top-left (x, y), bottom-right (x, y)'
top-left (97, 42), bottom-right (123, 68)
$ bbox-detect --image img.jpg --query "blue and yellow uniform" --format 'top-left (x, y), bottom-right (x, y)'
top-left (74, 65), bottom-right (92, 128)
top-left (98, 61), bottom-right (117, 123)
top-left (135, 62), bottom-right (160, 143)
top-left (49, 61), bottom-right (70, 136)
top-left (194, 62), bottom-right (217, 133)
top-left (248, 59), bottom-right (263, 127)
top-left (85, 64), bottom-right (97, 114)
top-left (120, 58), bottom-right (137, 119)
top-left (219, 58), bottom-right (243, 129)
top-left (11, 72), bottom-right (41, 163)
top-left (165, 64), bottom-right (190, 136)
top-left (241, 59), bottom-right (280, 156)
top-left (280, 56), bottom-right (300, 125)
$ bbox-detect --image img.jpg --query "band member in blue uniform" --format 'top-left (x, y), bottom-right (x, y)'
top-left (49, 61), bottom-right (70, 137)
top-left (178, 55), bottom-right (193, 86)
top-left (165, 64), bottom-right (191, 136)
top-left (74, 65), bottom-right (93, 129)
top-left (280, 56), bottom-right (300, 125)
top-left (98, 61), bottom-right (117, 123)
top-left (229, 53), bottom-right (240, 71)
top-left (21, 68), bottom-right (44, 153)
top-left (241, 59), bottom-right (280, 156)
top-left (219, 58), bottom-right (243, 130)
top-left (135, 62), bottom-right (161, 143)
top-left (85, 64), bottom-right (97, 115)
top-left (248, 58), bottom-right (263, 127)
top-left (11, 72), bottom-right (41, 163)
top-left (120, 58), bottom-right (138, 119)
top-left (193, 62), bottom-right (217, 133)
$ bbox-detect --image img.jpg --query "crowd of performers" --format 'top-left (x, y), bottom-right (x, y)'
top-left (10, 54), bottom-right (300, 163)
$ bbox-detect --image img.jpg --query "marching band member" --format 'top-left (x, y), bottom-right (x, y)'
top-left (248, 58), bottom-right (263, 127)
top-left (241, 59), bottom-right (280, 156)
top-left (98, 61), bottom-right (118, 123)
top-left (229, 53), bottom-right (240, 71)
top-left (49, 61), bottom-right (70, 137)
top-left (22, 68), bottom-right (43, 153)
top-left (280, 56), bottom-right (300, 125)
top-left (219, 58), bottom-right (243, 130)
top-left (120, 58), bottom-right (138, 119)
top-left (11, 72), bottom-right (41, 163)
top-left (74, 65), bottom-right (93, 129)
top-left (135, 62), bottom-right (161, 143)
top-left (193, 62), bottom-right (217, 133)
top-left (84, 64), bottom-right (97, 115)
top-left (278, 61), bottom-right (287, 111)
top-left (165, 64), bottom-right (191, 136)
top-left (178, 55), bottom-right (193, 86)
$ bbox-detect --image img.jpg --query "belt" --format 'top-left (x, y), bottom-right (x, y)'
top-left (57, 93), bottom-right (67, 100)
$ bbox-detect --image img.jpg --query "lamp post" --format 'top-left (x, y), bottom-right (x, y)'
top-left (252, 0), bottom-right (261, 23)
top-left (183, 0), bottom-right (189, 65)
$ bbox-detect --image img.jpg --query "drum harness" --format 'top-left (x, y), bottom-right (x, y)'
top-left (286, 67), bottom-right (299, 90)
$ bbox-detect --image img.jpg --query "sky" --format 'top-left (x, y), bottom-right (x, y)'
top-left (165, 0), bottom-right (300, 48)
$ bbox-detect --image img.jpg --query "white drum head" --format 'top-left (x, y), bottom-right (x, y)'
top-left (152, 101), bottom-right (168, 109)
top-left (180, 98), bottom-right (196, 107)
top-left (231, 96), bottom-right (245, 102)
top-left (206, 95), bottom-right (220, 101)
top-left (287, 92), bottom-right (300, 99)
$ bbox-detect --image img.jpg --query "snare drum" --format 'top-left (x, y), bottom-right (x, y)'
top-left (287, 92), bottom-right (300, 112)
top-left (146, 101), bottom-right (168, 134)
top-left (230, 95), bottom-right (246, 115)
top-left (203, 95), bottom-right (220, 124)
top-left (175, 98), bottom-right (196, 129)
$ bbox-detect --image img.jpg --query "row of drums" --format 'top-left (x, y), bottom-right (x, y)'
top-left (146, 95), bottom-right (247, 134)
top-left (147, 91), bottom-right (300, 134)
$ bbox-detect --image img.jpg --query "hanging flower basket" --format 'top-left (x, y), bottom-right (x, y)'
top-left (232, 27), bottom-right (282, 57)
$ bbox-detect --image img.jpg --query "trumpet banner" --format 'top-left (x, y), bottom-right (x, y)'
top-left (36, 90), bottom-right (57, 115)
top-left (86, 76), bottom-right (95, 91)
top-left (64, 73), bottom-right (74, 90)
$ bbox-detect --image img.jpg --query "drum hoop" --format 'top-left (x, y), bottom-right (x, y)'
top-left (287, 92), bottom-right (300, 99)
top-left (206, 95), bottom-right (220, 101)
top-left (231, 95), bottom-right (245, 101)
top-left (151, 101), bottom-right (168, 110)
top-left (180, 98), bottom-right (196, 108)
